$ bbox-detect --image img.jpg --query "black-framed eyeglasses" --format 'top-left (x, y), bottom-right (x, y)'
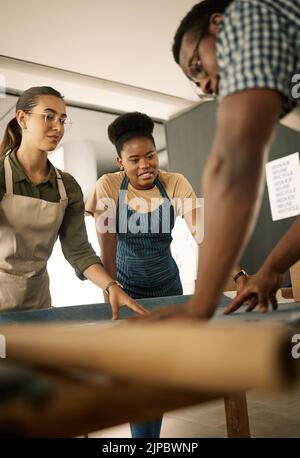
top-left (187, 34), bottom-right (204, 81)
top-left (187, 34), bottom-right (216, 101)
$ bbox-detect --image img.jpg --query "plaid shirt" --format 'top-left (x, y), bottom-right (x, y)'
top-left (217, 0), bottom-right (300, 117)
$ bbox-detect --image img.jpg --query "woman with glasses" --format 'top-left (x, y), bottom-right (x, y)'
top-left (0, 86), bottom-right (146, 317)
top-left (86, 111), bottom-right (246, 438)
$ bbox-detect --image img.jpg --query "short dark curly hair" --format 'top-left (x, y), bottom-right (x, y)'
top-left (172, 0), bottom-right (232, 64)
top-left (108, 112), bottom-right (155, 156)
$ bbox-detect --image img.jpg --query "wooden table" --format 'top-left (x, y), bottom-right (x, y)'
top-left (0, 292), bottom-right (298, 438)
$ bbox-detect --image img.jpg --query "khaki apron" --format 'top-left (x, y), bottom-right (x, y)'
top-left (0, 155), bottom-right (68, 311)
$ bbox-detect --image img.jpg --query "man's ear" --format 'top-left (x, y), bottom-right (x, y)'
top-left (209, 13), bottom-right (224, 34)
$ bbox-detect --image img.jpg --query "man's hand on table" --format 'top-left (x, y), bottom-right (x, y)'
top-left (224, 266), bottom-right (285, 315)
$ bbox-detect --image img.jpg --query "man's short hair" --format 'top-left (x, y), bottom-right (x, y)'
top-left (172, 0), bottom-right (233, 64)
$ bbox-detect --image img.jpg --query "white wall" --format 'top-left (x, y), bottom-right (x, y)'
top-left (48, 216), bottom-right (104, 307)
top-left (0, 0), bottom-right (198, 101)
top-left (63, 141), bottom-right (98, 201)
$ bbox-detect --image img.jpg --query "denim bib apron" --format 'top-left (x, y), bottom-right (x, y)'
top-left (116, 175), bottom-right (182, 299)
top-left (115, 174), bottom-right (183, 438)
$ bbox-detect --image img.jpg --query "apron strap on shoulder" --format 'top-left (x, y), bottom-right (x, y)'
top-left (4, 155), bottom-right (14, 196)
top-left (54, 168), bottom-right (68, 201)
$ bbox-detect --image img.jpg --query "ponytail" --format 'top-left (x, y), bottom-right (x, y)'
top-left (0, 118), bottom-right (22, 161)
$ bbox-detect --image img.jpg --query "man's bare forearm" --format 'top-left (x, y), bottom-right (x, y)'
top-left (263, 216), bottom-right (300, 274)
top-left (188, 90), bottom-right (283, 318)
top-left (192, 151), bottom-right (265, 317)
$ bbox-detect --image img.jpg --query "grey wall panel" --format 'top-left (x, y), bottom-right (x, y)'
top-left (166, 101), bottom-right (216, 195)
top-left (165, 100), bottom-right (300, 274)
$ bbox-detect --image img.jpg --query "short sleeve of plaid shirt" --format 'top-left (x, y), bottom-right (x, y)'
top-left (217, 0), bottom-right (300, 118)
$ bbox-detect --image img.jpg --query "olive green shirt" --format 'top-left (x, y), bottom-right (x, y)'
top-left (0, 151), bottom-right (102, 279)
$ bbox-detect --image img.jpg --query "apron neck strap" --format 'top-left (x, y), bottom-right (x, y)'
top-left (153, 177), bottom-right (169, 200)
top-left (54, 168), bottom-right (68, 201)
top-left (120, 175), bottom-right (129, 191)
top-left (4, 155), bottom-right (14, 196)
top-left (118, 175), bottom-right (129, 207)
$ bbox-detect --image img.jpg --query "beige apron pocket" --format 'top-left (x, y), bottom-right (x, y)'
top-left (0, 270), bottom-right (50, 311)
top-left (0, 226), bottom-right (17, 261)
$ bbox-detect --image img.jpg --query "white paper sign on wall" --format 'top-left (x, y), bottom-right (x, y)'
top-left (266, 152), bottom-right (300, 221)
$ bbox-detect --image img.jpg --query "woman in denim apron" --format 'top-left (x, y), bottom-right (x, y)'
top-left (88, 112), bottom-right (202, 438)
